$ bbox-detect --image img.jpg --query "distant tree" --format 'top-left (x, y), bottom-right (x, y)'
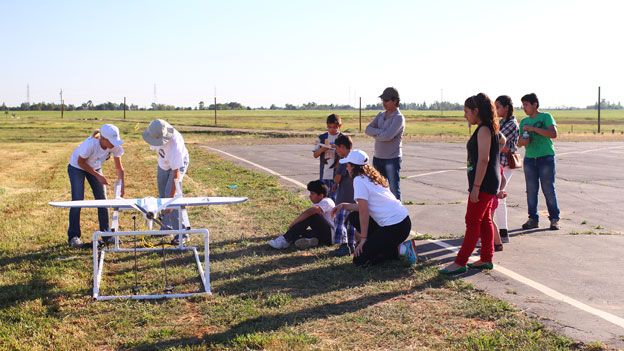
top-left (198, 101), bottom-right (205, 110)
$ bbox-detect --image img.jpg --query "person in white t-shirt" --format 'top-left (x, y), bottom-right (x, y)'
top-left (268, 180), bottom-right (335, 250)
top-left (142, 119), bottom-right (190, 238)
top-left (67, 124), bottom-right (125, 248)
top-left (332, 149), bottom-right (417, 266)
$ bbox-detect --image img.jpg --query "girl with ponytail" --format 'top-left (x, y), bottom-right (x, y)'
top-left (440, 93), bottom-right (501, 274)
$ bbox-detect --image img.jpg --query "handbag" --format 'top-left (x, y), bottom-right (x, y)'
top-left (507, 151), bottom-right (523, 169)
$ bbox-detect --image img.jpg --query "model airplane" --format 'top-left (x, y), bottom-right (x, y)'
top-left (49, 180), bottom-right (247, 230)
top-left (49, 180), bottom-right (248, 300)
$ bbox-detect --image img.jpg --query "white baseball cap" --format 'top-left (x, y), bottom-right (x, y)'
top-left (339, 149), bottom-right (369, 166)
top-left (142, 119), bottom-right (174, 146)
top-left (100, 124), bottom-right (123, 147)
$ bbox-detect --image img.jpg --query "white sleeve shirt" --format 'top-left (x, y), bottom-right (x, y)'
top-left (353, 175), bottom-right (408, 226)
top-left (154, 129), bottom-right (189, 170)
top-left (315, 197), bottom-right (336, 228)
top-left (69, 137), bottom-right (124, 171)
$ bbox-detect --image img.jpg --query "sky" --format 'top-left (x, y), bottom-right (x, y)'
top-left (1, 0), bottom-right (624, 108)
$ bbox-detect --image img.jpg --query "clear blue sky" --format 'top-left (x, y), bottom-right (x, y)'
top-left (1, 0), bottom-right (623, 108)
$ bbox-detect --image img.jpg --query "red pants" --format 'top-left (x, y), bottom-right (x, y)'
top-left (455, 192), bottom-right (496, 266)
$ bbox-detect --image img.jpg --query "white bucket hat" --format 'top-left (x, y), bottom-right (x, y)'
top-left (339, 149), bottom-right (369, 166)
top-left (100, 124), bottom-right (123, 147)
top-left (142, 119), bottom-right (174, 146)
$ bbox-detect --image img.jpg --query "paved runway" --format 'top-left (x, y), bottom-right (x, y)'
top-left (204, 141), bottom-right (624, 348)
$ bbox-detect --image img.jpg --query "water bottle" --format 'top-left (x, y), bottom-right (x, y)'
top-left (522, 130), bottom-right (530, 139)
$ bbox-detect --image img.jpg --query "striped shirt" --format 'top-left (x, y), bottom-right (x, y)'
top-left (499, 116), bottom-right (519, 167)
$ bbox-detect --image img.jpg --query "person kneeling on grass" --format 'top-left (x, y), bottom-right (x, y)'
top-left (268, 180), bottom-right (335, 250)
top-left (332, 149), bottom-right (418, 266)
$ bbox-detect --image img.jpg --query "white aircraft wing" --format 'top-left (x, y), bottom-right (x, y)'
top-left (49, 196), bottom-right (248, 209)
top-left (169, 197), bottom-right (248, 206)
top-left (49, 199), bottom-right (135, 209)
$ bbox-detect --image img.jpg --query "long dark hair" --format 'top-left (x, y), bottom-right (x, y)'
top-left (465, 93), bottom-right (499, 135)
top-left (495, 95), bottom-right (514, 118)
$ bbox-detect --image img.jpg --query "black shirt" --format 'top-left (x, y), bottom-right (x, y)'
top-left (467, 125), bottom-right (500, 195)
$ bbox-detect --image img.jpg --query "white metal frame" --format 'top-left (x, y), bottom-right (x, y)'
top-left (92, 197), bottom-right (212, 300)
top-left (92, 228), bottom-right (211, 300)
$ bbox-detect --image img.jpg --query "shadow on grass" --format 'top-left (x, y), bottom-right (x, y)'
top-left (0, 243), bottom-right (91, 312)
top-left (127, 268), bottom-right (448, 350)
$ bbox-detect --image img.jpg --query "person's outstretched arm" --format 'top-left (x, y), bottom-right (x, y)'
top-left (354, 199), bottom-right (370, 256)
top-left (113, 156), bottom-right (125, 197)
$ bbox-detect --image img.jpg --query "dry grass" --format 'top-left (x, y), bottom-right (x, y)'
top-left (0, 122), bottom-right (611, 350)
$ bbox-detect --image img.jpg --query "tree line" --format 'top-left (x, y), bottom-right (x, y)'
top-left (5, 99), bottom-right (619, 112)
top-left (586, 99), bottom-right (623, 109)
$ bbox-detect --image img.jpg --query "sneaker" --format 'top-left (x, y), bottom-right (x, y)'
top-left (267, 235), bottom-right (290, 249)
top-left (522, 218), bottom-right (539, 230)
top-left (401, 239), bottom-right (418, 265)
top-left (549, 219), bottom-right (560, 230)
top-left (294, 237), bottom-right (319, 250)
top-left (171, 234), bottom-right (190, 245)
top-left (330, 243), bottom-right (352, 257)
top-left (68, 236), bottom-right (83, 248)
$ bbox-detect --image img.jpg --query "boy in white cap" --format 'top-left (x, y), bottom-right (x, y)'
top-left (142, 119), bottom-right (190, 241)
top-left (67, 124), bottom-right (125, 248)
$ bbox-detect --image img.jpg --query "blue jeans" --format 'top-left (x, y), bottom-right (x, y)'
top-left (373, 157), bottom-right (401, 200)
top-left (157, 157), bottom-right (189, 229)
top-left (523, 155), bottom-right (560, 221)
top-left (67, 164), bottom-right (109, 241)
top-left (333, 208), bottom-right (355, 245)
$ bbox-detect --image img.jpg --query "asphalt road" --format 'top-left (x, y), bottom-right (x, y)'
top-left (204, 141), bottom-right (624, 348)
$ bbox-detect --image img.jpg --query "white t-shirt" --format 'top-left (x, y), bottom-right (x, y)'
top-left (69, 136), bottom-right (124, 171)
top-left (313, 133), bottom-right (339, 180)
top-left (353, 175), bottom-right (409, 226)
top-left (151, 129), bottom-right (189, 170)
top-left (315, 197), bottom-right (336, 228)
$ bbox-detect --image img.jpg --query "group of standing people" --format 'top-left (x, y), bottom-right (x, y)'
top-left (65, 88), bottom-right (561, 274)
top-left (268, 87), bottom-right (561, 273)
top-left (440, 92), bottom-right (561, 274)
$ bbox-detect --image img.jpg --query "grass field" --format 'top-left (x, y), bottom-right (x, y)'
top-left (0, 122), bottom-right (613, 350)
top-left (2, 109), bottom-right (624, 143)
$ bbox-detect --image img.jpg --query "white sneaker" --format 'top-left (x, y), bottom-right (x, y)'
top-left (268, 235), bottom-right (290, 249)
top-left (294, 237), bottom-right (319, 250)
top-left (69, 237), bottom-right (83, 248)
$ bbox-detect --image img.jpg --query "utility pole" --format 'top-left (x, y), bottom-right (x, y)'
top-left (214, 86), bottom-right (217, 126)
top-left (123, 97), bottom-right (127, 120)
top-left (440, 88), bottom-right (444, 117)
top-left (598, 86), bottom-right (601, 133)
top-left (60, 89), bottom-right (64, 119)
top-left (359, 97), bottom-right (362, 132)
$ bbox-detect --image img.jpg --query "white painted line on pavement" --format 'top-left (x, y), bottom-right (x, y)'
top-left (405, 168), bottom-right (466, 179)
top-left (557, 145), bottom-right (624, 157)
top-left (427, 239), bottom-right (624, 330)
top-left (207, 145), bottom-right (624, 330)
top-left (204, 146), bottom-right (308, 189)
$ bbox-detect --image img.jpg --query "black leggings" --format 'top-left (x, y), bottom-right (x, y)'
top-left (348, 211), bottom-right (411, 266)
top-left (283, 213), bottom-right (333, 245)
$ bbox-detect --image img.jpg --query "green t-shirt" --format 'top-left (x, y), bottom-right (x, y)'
top-left (519, 112), bottom-right (556, 158)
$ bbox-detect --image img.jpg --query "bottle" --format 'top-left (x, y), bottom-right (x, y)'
top-left (522, 130), bottom-right (530, 139)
